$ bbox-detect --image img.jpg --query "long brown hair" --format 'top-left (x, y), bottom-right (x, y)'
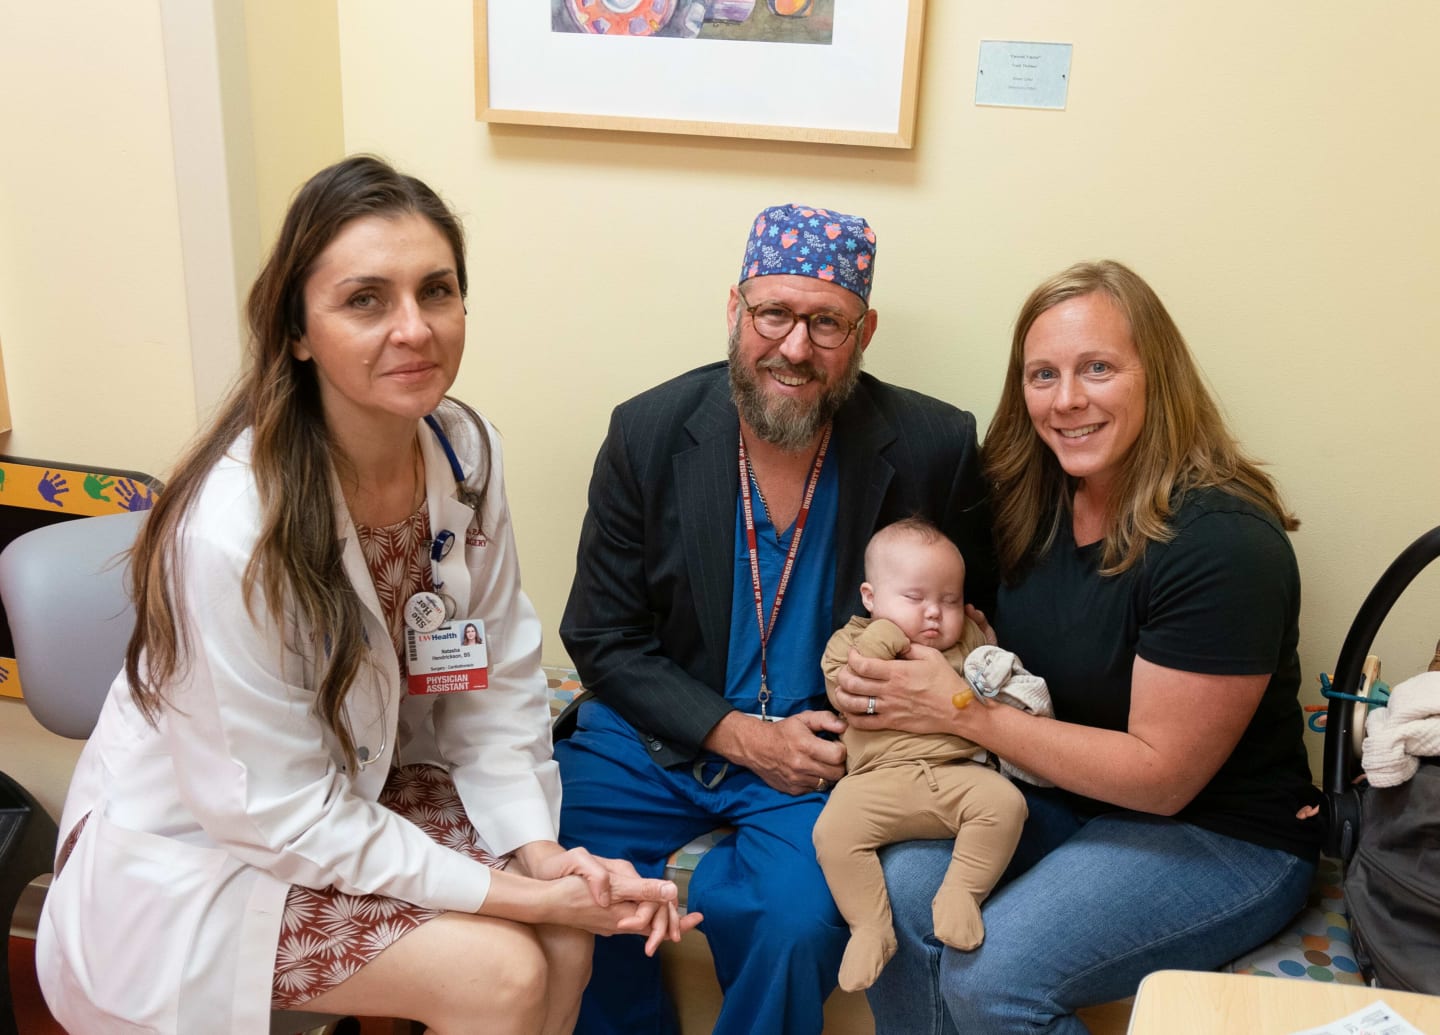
top-left (984, 260), bottom-right (1297, 578)
top-left (125, 155), bottom-right (488, 765)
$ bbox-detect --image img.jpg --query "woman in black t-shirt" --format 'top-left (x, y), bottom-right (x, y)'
top-left (833, 260), bottom-right (1321, 1035)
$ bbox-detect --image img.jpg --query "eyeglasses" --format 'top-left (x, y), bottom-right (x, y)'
top-left (737, 289), bottom-right (866, 350)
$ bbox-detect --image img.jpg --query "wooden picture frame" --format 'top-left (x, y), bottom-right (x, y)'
top-left (475, 0), bottom-right (927, 148)
top-left (0, 334), bottom-right (11, 435)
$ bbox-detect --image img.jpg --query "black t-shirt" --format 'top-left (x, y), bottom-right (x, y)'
top-left (995, 488), bottom-right (1322, 858)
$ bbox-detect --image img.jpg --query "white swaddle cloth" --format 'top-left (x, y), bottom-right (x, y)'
top-left (963, 646), bottom-right (1055, 787)
top-left (1361, 669), bottom-right (1440, 788)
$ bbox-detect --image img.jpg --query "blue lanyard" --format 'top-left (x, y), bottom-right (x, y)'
top-left (422, 414), bottom-right (467, 588)
top-left (423, 414), bottom-right (466, 484)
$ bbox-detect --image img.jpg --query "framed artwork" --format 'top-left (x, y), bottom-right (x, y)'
top-left (0, 333), bottom-right (10, 434)
top-left (475, 0), bottom-right (927, 148)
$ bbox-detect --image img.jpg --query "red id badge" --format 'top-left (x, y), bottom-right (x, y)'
top-left (405, 619), bottom-right (489, 695)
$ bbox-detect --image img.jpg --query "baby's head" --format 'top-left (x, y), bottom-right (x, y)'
top-left (860, 519), bottom-right (967, 651)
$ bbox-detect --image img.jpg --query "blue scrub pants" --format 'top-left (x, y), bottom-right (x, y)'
top-left (866, 784), bottom-right (1317, 1035)
top-left (555, 700), bottom-right (847, 1035)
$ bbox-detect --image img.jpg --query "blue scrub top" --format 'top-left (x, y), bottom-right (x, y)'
top-left (723, 449), bottom-right (838, 717)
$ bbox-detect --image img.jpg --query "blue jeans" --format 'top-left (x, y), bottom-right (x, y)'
top-left (556, 701), bottom-right (846, 1035)
top-left (868, 785), bottom-right (1316, 1035)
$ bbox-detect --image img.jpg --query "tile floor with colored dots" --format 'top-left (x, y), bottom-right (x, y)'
top-left (545, 667), bottom-right (586, 719)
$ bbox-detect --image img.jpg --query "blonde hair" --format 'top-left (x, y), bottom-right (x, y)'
top-left (983, 260), bottom-right (1297, 578)
top-left (125, 156), bottom-right (488, 767)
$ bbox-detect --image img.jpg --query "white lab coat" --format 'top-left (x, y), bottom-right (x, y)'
top-left (36, 406), bottom-right (561, 1034)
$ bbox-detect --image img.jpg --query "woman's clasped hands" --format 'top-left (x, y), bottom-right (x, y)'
top-left (512, 843), bottom-right (703, 956)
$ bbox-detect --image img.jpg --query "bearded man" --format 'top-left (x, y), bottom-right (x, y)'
top-left (555, 204), bottom-right (996, 1035)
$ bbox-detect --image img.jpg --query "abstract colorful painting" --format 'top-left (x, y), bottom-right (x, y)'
top-left (551, 0), bottom-right (834, 45)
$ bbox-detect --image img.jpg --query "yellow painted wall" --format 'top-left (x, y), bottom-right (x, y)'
top-left (244, 0), bottom-right (345, 244)
top-left (336, 0), bottom-right (1440, 749)
top-left (0, 2), bottom-right (198, 476)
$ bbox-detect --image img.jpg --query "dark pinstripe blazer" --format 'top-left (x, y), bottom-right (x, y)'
top-left (560, 361), bottom-right (995, 769)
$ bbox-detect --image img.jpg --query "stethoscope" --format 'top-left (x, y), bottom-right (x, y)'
top-left (355, 414), bottom-right (470, 769)
top-left (424, 413), bottom-right (467, 487)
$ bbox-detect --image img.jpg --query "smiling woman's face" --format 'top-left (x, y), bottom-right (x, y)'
top-left (294, 212), bottom-right (465, 442)
top-left (1021, 291), bottom-right (1147, 497)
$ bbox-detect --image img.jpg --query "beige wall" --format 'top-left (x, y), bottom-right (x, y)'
top-left (244, 0), bottom-right (345, 244)
top-left (2, 1), bottom-right (1437, 809)
top-left (0, 2), bottom-right (198, 475)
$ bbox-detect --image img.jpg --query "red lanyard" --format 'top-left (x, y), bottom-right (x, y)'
top-left (737, 424), bottom-right (832, 718)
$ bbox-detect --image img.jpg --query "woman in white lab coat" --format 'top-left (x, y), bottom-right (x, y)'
top-left (36, 155), bottom-right (697, 1035)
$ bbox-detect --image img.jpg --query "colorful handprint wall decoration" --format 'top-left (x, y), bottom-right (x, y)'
top-left (0, 456), bottom-right (161, 699)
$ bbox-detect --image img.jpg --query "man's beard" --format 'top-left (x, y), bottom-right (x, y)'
top-left (728, 323), bottom-right (863, 451)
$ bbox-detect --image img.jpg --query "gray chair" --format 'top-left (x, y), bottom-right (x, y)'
top-left (0, 510), bottom-right (345, 1035)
